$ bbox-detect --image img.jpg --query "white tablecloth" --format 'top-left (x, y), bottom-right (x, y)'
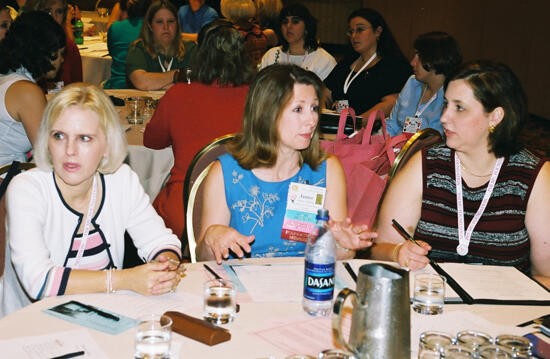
top-left (0, 258), bottom-right (545, 358)
top-left (78, 36), bottom-right (112, 86)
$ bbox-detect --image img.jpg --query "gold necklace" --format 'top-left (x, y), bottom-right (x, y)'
top-left (459, 163), bottom-right (492, 177)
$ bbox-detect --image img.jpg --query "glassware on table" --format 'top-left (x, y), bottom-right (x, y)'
top-left (412, 273), bottom-right (446, 315)
top-left (142, 97), bottom-right (155, 122)
top-left (126, 97), bottom-right (145, 124)
top-left (456, 330), bottom-right (492, 351)
top-left (134, 314), bottom-right (172, 359)
top-left (203, 278), bottom-right (236, 325)
top-left (418, 331), bottom-right (454, 359)
top-left (443, 344), bottom-right (476, 358)
top-left (494, 334), bottom-right (533, 358)
top-left (478, 344), bottom-right (514, 359)
top-left (284, 355), bottom-right (316, 359)
top-left (318, 348), bottom-right (355, 358)
top-left (97, 7), bottom-right (109, 17)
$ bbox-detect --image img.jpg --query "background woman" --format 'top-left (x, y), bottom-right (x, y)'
top-left (144, 19), bottom-right (254, 240)
top-left (2, 83), bottom-right (182, 316)
top-left (196, 64), bottom-right (377, 264)
top-left (387, 31), bottom-right (462, 136)
top-left (22, 0), bottom-right (83, 86)
top-left (0, 6), bottom-right (12, 40)
top-left (103, 0), bottom-right (151, 89)
top-left (0, 11), bottom-right (65, 167)
top-left (220, 0), bottom-right (275, 68)
top-left (373, 61), bottom-right (550, 288)
top-left (126, 0), bottom-right (195, 90)
top-left (260, 3), bottom-right (336, 81)
top-left (324, 8), bottom-right (410, 120)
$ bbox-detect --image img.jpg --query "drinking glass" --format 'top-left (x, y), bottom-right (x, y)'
top-left (126, 97), bottom-right (145, 124)
top-left (456, 330), bottom-right (492, 351)
top-left (203, 278), bottom-right (236, 324)
top-left (134, 314), bottom-right (172, 359)
top-left (478, 344), bottom-right (514, 359)
top-left (318, 349), bottom-right (356, 358)
top-left (443, 344), bottom-right (476, 358)
top-left (494, 334), bottom-right (533, 358)
top-left (418, 331), bottom-right (454, 359)
top-left (412, 273), bottom-right (446, 314)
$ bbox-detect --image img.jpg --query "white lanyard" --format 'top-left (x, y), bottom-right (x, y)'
top-left (415, 86), bottom-right (437, 117)
top-left (454, 153), bottom-right (504, 256)
top-left (158, 56), bottom-right (173, 72)
top-left (343, 52), bottom-right (377, 94)
top-left (73, 175), bottom-right (98, 268)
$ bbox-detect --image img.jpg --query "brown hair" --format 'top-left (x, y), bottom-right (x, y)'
top-left (228, 64), bottom-right (325, 170)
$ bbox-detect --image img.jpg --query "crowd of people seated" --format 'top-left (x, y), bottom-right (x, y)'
top-left (0, 1), bottom-right (548, 317)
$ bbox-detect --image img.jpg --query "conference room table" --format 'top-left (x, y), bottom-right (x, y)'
top-left (0, 258), bottom-right (545, 358)
top-left (77, 35), bottom-right (111, 86)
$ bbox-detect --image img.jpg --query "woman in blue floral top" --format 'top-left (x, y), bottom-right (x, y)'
top-left (196, 64), bottom-right (378, 264)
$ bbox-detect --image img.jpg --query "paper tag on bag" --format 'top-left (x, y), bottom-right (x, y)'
top-left (281, 182), bottom-right (326, 243)
top-left (403, 116), bottom-right (423, 133)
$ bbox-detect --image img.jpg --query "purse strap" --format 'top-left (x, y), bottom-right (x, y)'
top-left (335, 107), bottom-right (356, 140)
top-left (361, 110), bottom-right (396, 164)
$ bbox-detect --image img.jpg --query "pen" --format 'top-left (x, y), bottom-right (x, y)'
top-left (50, 350), bottom-right (85, 359)
top-left (203, 264), bottom-right (222, 279)
top-left (391, 219), bottom-right (441, 269)
top-left (71, 300), bottom-right (120, 321)
top-left (342, 262), bottom-right (357, 283)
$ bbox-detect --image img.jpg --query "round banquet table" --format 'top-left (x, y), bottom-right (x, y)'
top-left (0, 258), bottom-right (546, 359)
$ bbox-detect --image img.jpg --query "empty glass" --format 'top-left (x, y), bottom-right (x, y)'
top-left (495, 334), bottom-right (533, 358)
top-left (443, 344), bottom-right (476, 358)
top-left (478, 344), bottom-right (514, 359)
top-left (456, 330), bottom-right (492, 351)
top-left (126, 97), bottom-right (145, 124)
top-left (418, 331), bottom-right (454, 359)
top-left (318, 349), bottom-right (355, 359)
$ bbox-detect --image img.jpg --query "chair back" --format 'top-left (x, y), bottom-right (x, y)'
top-left (182, 134), bottom-right (235, 262)
top-left (387, 128), bottom-right (443, 183)
top-left (0, 161), bottom-right (36, 278)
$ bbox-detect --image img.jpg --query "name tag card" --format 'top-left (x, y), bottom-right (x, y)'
top-left (281, 182), bottom-right (326, 243)
top-left (403, 116), bottom-right (422, 134)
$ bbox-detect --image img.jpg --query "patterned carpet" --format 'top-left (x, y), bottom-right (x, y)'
top-left (518, 115), bottom-right (550, 157)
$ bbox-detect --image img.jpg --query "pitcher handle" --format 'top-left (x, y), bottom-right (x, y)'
top-left (332, 288), bottom-right (360, 355)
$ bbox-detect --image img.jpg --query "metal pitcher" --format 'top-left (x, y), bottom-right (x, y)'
top-left (332, 263), bottom-right (410, 358)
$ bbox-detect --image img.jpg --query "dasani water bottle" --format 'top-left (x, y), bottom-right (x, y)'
top-left (302, 208), bottom-right (336, 316)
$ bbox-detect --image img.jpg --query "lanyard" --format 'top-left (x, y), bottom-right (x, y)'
top-left (414, 86), bottom-right (437, 118)
top-left (343, 52), bottom-right (377, 94)
top-left (454, 153), bottom-right (504, 256)
top-left (158, 56), bottom-right (173, 72)
top-left (73, 175), bottom-right (98, 268)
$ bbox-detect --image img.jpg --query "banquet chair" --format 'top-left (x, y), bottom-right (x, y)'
top-left (0, 161), bottom-right (36, 278)
top-left (183, 134), bottom-right (235, 262)
top-left (387, 128), bottom-right (442, 184)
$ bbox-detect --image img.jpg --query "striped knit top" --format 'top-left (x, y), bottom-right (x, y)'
top-left (414, 143), bottom-right (547, 274)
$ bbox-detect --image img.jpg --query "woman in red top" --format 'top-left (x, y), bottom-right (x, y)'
top-left (144, 19), bottom-right (254, 240)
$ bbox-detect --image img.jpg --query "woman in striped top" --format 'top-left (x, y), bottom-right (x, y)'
top-left (372, 61), bottom-right (550, 288)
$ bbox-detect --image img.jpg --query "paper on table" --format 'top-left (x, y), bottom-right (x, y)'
top-left (232, 264), bottom-right (303, 302)
top-left (254, 315), bottom-right (351, 356)
top-left (437, 263), bottom-right (550, 301)
top-left (342, 260), bottom-right (461, 302)
top-left (0, 329), bottom-right (108, 359)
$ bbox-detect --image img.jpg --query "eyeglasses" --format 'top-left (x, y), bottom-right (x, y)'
top-left (345, 26), bottom-right (371, 37)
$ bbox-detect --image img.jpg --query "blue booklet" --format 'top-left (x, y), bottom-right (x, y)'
top-left (44, 300), bottom-right (136, 335)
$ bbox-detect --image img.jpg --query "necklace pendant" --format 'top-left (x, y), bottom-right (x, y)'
top-left (456, 244), bottom-right (468, 256)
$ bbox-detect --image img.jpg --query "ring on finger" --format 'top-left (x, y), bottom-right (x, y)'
top-left (405, 259), bottom-right (410, 267)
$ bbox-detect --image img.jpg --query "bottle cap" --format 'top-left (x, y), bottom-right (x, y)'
top-left (316, 208), bottom-right (329, 221)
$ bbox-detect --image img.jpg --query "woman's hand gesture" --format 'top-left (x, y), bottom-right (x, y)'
top-left (204, 224), bottom-right (255, 264)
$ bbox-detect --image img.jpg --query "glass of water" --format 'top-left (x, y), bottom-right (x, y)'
top-left (412, 273), bottom-right (446, 315)
top-left (203, 278), bottom-right (236, 325)
top-left (418, 331), bottom-right (454, 359)
top-left (134, 314), bottom-right (172, 359)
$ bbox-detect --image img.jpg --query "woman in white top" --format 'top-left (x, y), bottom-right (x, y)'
top-left (2, 83), bottom-right (182, 316)
top-left (260, 3), bottom-right (335, 80)
top-left (0, 11), bottom-right (65, 167)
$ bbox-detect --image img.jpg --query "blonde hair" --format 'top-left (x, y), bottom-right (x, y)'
top-left (220, 0), bottom-right (256, 23)
top-left (35, 83), bottom-right (128, 173)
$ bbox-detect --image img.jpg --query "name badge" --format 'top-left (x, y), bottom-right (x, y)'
top-left (335, 100), bottom-right (349, 113)
top-left (281, 182), bottom-right (326, 243)
top-left (403, 116), bottom-right (422, 134)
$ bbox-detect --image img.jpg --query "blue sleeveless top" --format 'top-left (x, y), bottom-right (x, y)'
top-left (219, 154), bottom-right (327, 257)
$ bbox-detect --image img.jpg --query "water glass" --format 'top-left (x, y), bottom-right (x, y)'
top-left (443, 344), bottom-right (476, 358)
top-left (495, 334), bottom-right (533, 358)
top-left (285, 355), bottom-right (316, 359)
top-left (134, 314), bottom-right (172, 359)
top-left (412, 273), bottom-right (446, 315)
top-left (203, 278), bottom-right (236, 324)
top-left (456, 330), bottom-right (492, 351)
top-left (126, 97), bottom-right (145, 124)
top-left (318, 349), bottom-right (355, 358)
top-left (418, 331), bottom-right (454, 359)
top-left (478, 344), bottom-right (514, 359)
